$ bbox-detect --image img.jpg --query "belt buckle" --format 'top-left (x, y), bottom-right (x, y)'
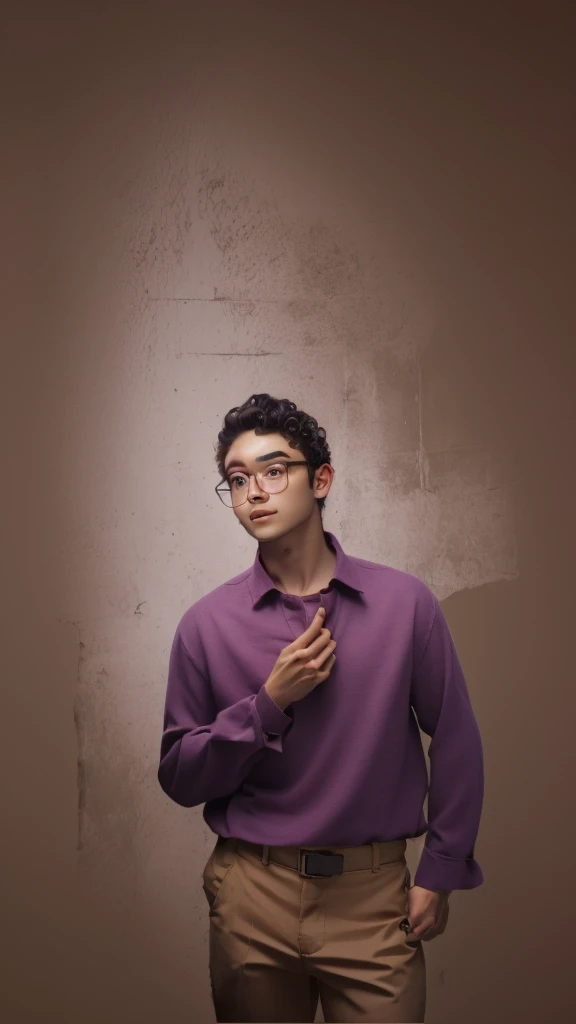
top-left (298, 848), bottom-right (344, 879)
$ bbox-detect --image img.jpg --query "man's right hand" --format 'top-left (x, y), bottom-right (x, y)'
top-left (264, 607), bottom-right (337, 712)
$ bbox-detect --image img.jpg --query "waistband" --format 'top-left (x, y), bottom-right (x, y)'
top-left (234, 837), bottom-right (407, 873)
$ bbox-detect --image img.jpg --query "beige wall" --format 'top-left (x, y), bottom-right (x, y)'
top-left (2, 2), bottom-right (575, 1021)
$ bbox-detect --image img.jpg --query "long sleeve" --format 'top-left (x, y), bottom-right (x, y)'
top-left (410, 594), bottom-right (484, 891)
top-left (158, 627), bottom-right (293, 808)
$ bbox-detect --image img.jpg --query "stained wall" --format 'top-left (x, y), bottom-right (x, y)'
top-left (2, 3), bottom-right (574, 1022)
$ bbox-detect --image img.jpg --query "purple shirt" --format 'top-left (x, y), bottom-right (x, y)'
top-left (158, 530), bottom-right (484, 891)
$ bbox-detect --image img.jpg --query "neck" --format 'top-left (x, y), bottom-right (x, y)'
top-left (258, 515), bottom-right (336, 596)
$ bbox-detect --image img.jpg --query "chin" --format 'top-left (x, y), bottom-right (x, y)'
top-left (248, 517), bottom-right (284, 537)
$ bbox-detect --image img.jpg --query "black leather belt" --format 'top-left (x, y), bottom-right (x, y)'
top-left (235, 838), bottom-right (407, 879)
top-left (298, 848), bottom-right (344, 878)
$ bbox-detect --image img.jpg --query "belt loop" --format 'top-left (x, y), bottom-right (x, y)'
top-left (261, 844), bottom-right (270, 866)
top-left (371, 841), bottom-right (380, 873)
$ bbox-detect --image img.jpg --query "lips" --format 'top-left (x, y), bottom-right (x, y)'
top-left (250, 510), bottom-right (277, 521)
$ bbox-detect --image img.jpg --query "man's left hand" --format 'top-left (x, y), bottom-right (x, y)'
top-left (404, 884), bottom-right (451, 942)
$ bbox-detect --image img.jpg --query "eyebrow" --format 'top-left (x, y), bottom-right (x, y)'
top-left (224, 450), bottom-right (291, 473)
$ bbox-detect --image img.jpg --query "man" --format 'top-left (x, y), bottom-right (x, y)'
top-left (158, 394), bottom-right (484, 1023)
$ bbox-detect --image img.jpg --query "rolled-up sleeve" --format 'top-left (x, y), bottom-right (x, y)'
top-left (410, 594), bottom-right (485, 891)
top-left (158, 628), bottom-right (293, 808)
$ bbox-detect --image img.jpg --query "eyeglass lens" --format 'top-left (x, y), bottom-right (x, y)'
top-left (219, 463), bottom-right (288, 507)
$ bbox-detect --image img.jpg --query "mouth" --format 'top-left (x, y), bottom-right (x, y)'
top-left (249, 510), bottom-right (277, 522)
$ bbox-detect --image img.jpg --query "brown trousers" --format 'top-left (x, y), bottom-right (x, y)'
top-left (202, 835), bottom-right (426, 1023)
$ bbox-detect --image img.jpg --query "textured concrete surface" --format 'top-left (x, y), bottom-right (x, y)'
top-left (1, 3), bottom-right (575, 1023)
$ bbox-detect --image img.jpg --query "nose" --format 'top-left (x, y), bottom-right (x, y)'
top-left (247, 474), bottom-right (267, 502)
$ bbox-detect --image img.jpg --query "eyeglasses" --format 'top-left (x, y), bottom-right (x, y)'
top-left (215, 460), bottom-right (309, 508)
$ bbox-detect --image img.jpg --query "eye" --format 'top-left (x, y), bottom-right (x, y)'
top-left (229, 475), bottom-right (246, 489)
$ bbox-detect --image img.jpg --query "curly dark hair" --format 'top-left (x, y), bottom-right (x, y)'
top-left (214, 394), bottom-right (332, 515)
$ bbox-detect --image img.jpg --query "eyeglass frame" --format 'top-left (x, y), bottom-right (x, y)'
top-left (215, 460), bottom-right (310, 508)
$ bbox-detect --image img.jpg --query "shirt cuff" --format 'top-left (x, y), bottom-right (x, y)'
top-left (254, 685), bottom-right (293, 744)
top-left (414, 846), bottom-right (484, 891)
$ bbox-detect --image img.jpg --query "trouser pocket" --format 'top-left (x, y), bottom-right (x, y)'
top-left (202, 837), bottom-right (238, 911)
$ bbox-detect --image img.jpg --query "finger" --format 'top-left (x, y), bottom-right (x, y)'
top-left (297, 628), bottom-right (334, 661)
top-left (311, 641), bottom-right (337, 668)
top-left (290, 608), bottom-right (326, 649)
top-left (406, 928), bottom-right (432, 943)
top-left (415, 905), bottom-right (448, 941)
top-left (403, 923), bottom-right (421, 942)
top-left (405, 915), bottom-right (435, 942)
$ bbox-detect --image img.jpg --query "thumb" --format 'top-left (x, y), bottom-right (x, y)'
top-left (292, 605), bottom-right (326, 650)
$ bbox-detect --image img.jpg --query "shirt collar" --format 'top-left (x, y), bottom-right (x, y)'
top-left (249, 529), bottom-right (364, 606)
